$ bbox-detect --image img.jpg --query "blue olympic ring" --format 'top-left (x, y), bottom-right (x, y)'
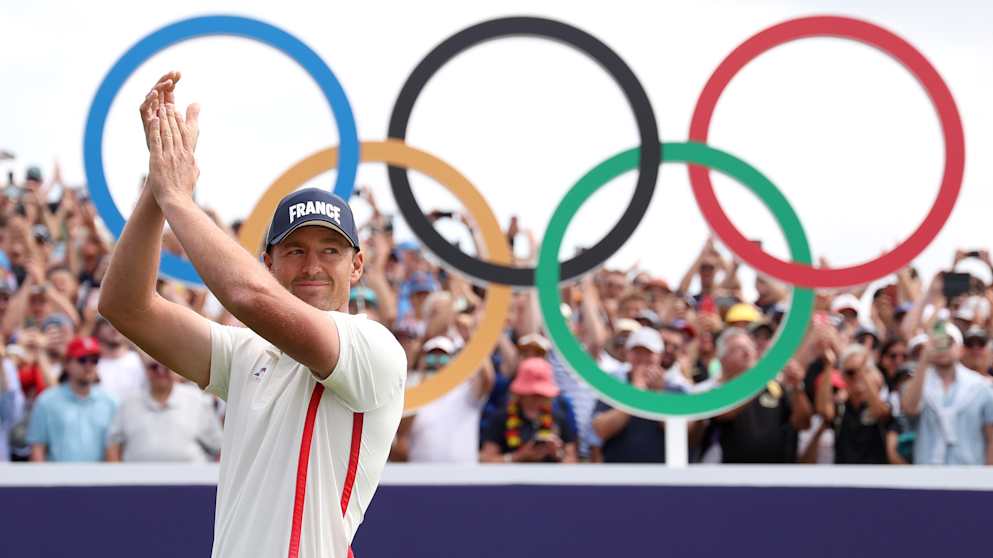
top-left (83, 14), bottom-right (359, 284)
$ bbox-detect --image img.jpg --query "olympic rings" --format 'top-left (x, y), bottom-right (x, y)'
top-left (537, 142), bottom-right (815, 418)
top-left (387, 16), bottom-right (660, 287)
top-left (238, 141), bottom-right (512, 414)
top-left (83, 15), bottom-right (359, 285)
top-left (88, 14), bottom-right (964, 418)
top-left (688, 15), bottom-right (965, 289)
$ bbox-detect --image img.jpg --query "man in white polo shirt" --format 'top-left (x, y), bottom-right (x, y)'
top-left (98, 72), bottom-right (406, 558)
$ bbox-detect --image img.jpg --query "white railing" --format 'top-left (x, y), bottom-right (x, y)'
top-left (2, 463), bottom-right (992, 491)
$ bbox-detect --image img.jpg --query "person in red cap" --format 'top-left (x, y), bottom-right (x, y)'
top-left (26, 336), bottom-right (116, 462)
top-left (479, 358), bottom-right (578, 463)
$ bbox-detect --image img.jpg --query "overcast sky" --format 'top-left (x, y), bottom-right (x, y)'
top-left (2, 0), bottom-right (991, 303)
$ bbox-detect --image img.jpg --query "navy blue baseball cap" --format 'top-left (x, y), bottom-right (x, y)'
top-left (265, 188), bottom-right (359, 252)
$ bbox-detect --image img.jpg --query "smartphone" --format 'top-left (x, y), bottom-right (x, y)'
top-left (942, 271), bottom-right (971, 300)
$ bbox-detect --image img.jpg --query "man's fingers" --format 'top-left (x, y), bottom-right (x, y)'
top-left (165, 104), bottom-right (183, 153)
top-left (158, 106), bottom-right (173, 153)
top-left (148, 111), bottom-right (162, 156)
top-left (184, 103), bottom-right (201, 151)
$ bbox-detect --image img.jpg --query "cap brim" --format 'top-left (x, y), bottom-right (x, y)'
top-left (269, 219), bottom-right (358, 250)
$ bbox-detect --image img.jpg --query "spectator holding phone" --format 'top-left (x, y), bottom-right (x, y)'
top-left (901, 323), bottom-right (993, 465)
top-left (480, 358), bottom-right (577, 463)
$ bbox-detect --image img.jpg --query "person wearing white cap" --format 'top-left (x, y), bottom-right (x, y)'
top-left (901, 322), bottom-right (993, 465)
top-left (831, 293), bottom-right (861, 328)
top-left (591, 327), bottom-right (685, 463)
top-left (392, 336), bottom-right (493, 464)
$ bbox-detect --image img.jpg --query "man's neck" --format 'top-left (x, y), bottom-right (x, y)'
top-left (104, 346), bottom-right (126, 358)
top-left (69, 381), bottom-right (91, 398)
top-left (150, 385), bottom-right (172, 404)
top-left (935, 363), bottom-right (957, 384)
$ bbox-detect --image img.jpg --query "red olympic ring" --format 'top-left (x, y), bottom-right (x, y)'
top-left (689, 15), bottom-right (965, 289)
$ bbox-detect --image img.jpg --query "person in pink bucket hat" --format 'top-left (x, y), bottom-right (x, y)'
top-left (479, 358), bottom-right (578, 463)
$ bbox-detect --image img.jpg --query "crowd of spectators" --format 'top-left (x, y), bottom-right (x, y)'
top-left (2, 162), bottom-right (991, 465)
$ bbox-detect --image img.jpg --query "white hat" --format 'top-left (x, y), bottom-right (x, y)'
top-left (422, 336), bottom-right (456, 355)
top-left (954, 296), bottom-right (991, 323)
top-left (831, 293), bottom-right (861, 315)
top-left (625, 327), bottom-right (665, 354)
top-left (615, 319), bottom-right (642, 334)
top-left (517, 333), bottom-right (552, 352)
top-left (908, 333), bottom-right (929, 354)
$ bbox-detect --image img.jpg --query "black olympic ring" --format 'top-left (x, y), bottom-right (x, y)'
top-left (387, 16), bottom-right (660, 287)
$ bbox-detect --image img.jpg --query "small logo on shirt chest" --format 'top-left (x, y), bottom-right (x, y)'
top-left (252, 367), bottom-right (268, 381)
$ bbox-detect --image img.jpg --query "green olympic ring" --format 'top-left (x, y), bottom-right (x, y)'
top-left (536, 142), bottom-right (815, 419)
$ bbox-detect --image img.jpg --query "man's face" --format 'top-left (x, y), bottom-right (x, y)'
top-left (9, 241), bottom-right (25, 267)
top-left (145, 360), bottom-right (175, 392)
top-left (49, 269), bottom-right (77, 297)
top-left (28, 290), bottom-right (48, 317)
top-left (721, 336), bottom-right (757, 378)
top-left (96, 322), bottom-right (125, 349)
top-left (881, 343), bottom-right (908, 373)
top-left (962, 337), bottom-right (990, 371)
top-left (841, 353), bottom-right (868, 396)
top-left (519, 345), bottom-right (547, 361)
top-left (66, 354), bottom-right (100, 387)
top-left (264, 226), bottom-right (363, 312)
top-left (619, 298), bottom-right (646, 320)
top-left (604, 273), bottom-right (626, 300)
top-left (660, 331), bottom-right (683, 369)
top-left (751, 328), bottom-right (773, 356)
top-left (932, 342), bottom-right (961, 368)
top-left (699, 260), bottom-right (716, 285)
top-left (627, 346), bottom-right (660, 369)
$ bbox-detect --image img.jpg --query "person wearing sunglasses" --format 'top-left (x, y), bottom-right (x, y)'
top-left (961, 327), bottom-right (992, 377)
top-left (392, 336), bottom-right (493, 463)
top-left (105, 355), bottom-right (222, 463)
top-left (901, 323), bottom-right (993, 465)
top-left (25, 336), bottom-right (116, 462)
top-left (817, 344), bottom-right (891, 464)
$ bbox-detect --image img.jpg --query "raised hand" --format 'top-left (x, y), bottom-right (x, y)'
top-left (144, 72), bottom-right (201, 204)
top-left (140, 72), bottom-right (180, 150)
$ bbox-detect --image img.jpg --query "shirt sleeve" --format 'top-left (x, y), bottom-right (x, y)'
top-left (106, 400), bottom-right (126, 446)
top-left (207, 322), bottom-right (254, 401)
top-left (981, 384), bottom-right (993, 426)
top-left (317, 312), bottom-right (407, 413)
top-left (25, 394), bottom-right (50, 446)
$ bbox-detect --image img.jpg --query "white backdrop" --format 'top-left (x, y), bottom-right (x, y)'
top-left (2, 0), bottom-right (991, 298)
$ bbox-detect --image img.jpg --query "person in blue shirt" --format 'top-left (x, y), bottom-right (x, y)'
top-left (27, 336), bottom-right (116, 462)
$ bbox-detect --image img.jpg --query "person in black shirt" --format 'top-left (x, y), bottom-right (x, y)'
top-left (817, 344), bottom-right (891, 464)
top-left (703, 328), bottom-right (812, 463)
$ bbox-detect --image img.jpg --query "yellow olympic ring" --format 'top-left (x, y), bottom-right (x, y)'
top-left (238, 140), bottom-right (512, 414)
